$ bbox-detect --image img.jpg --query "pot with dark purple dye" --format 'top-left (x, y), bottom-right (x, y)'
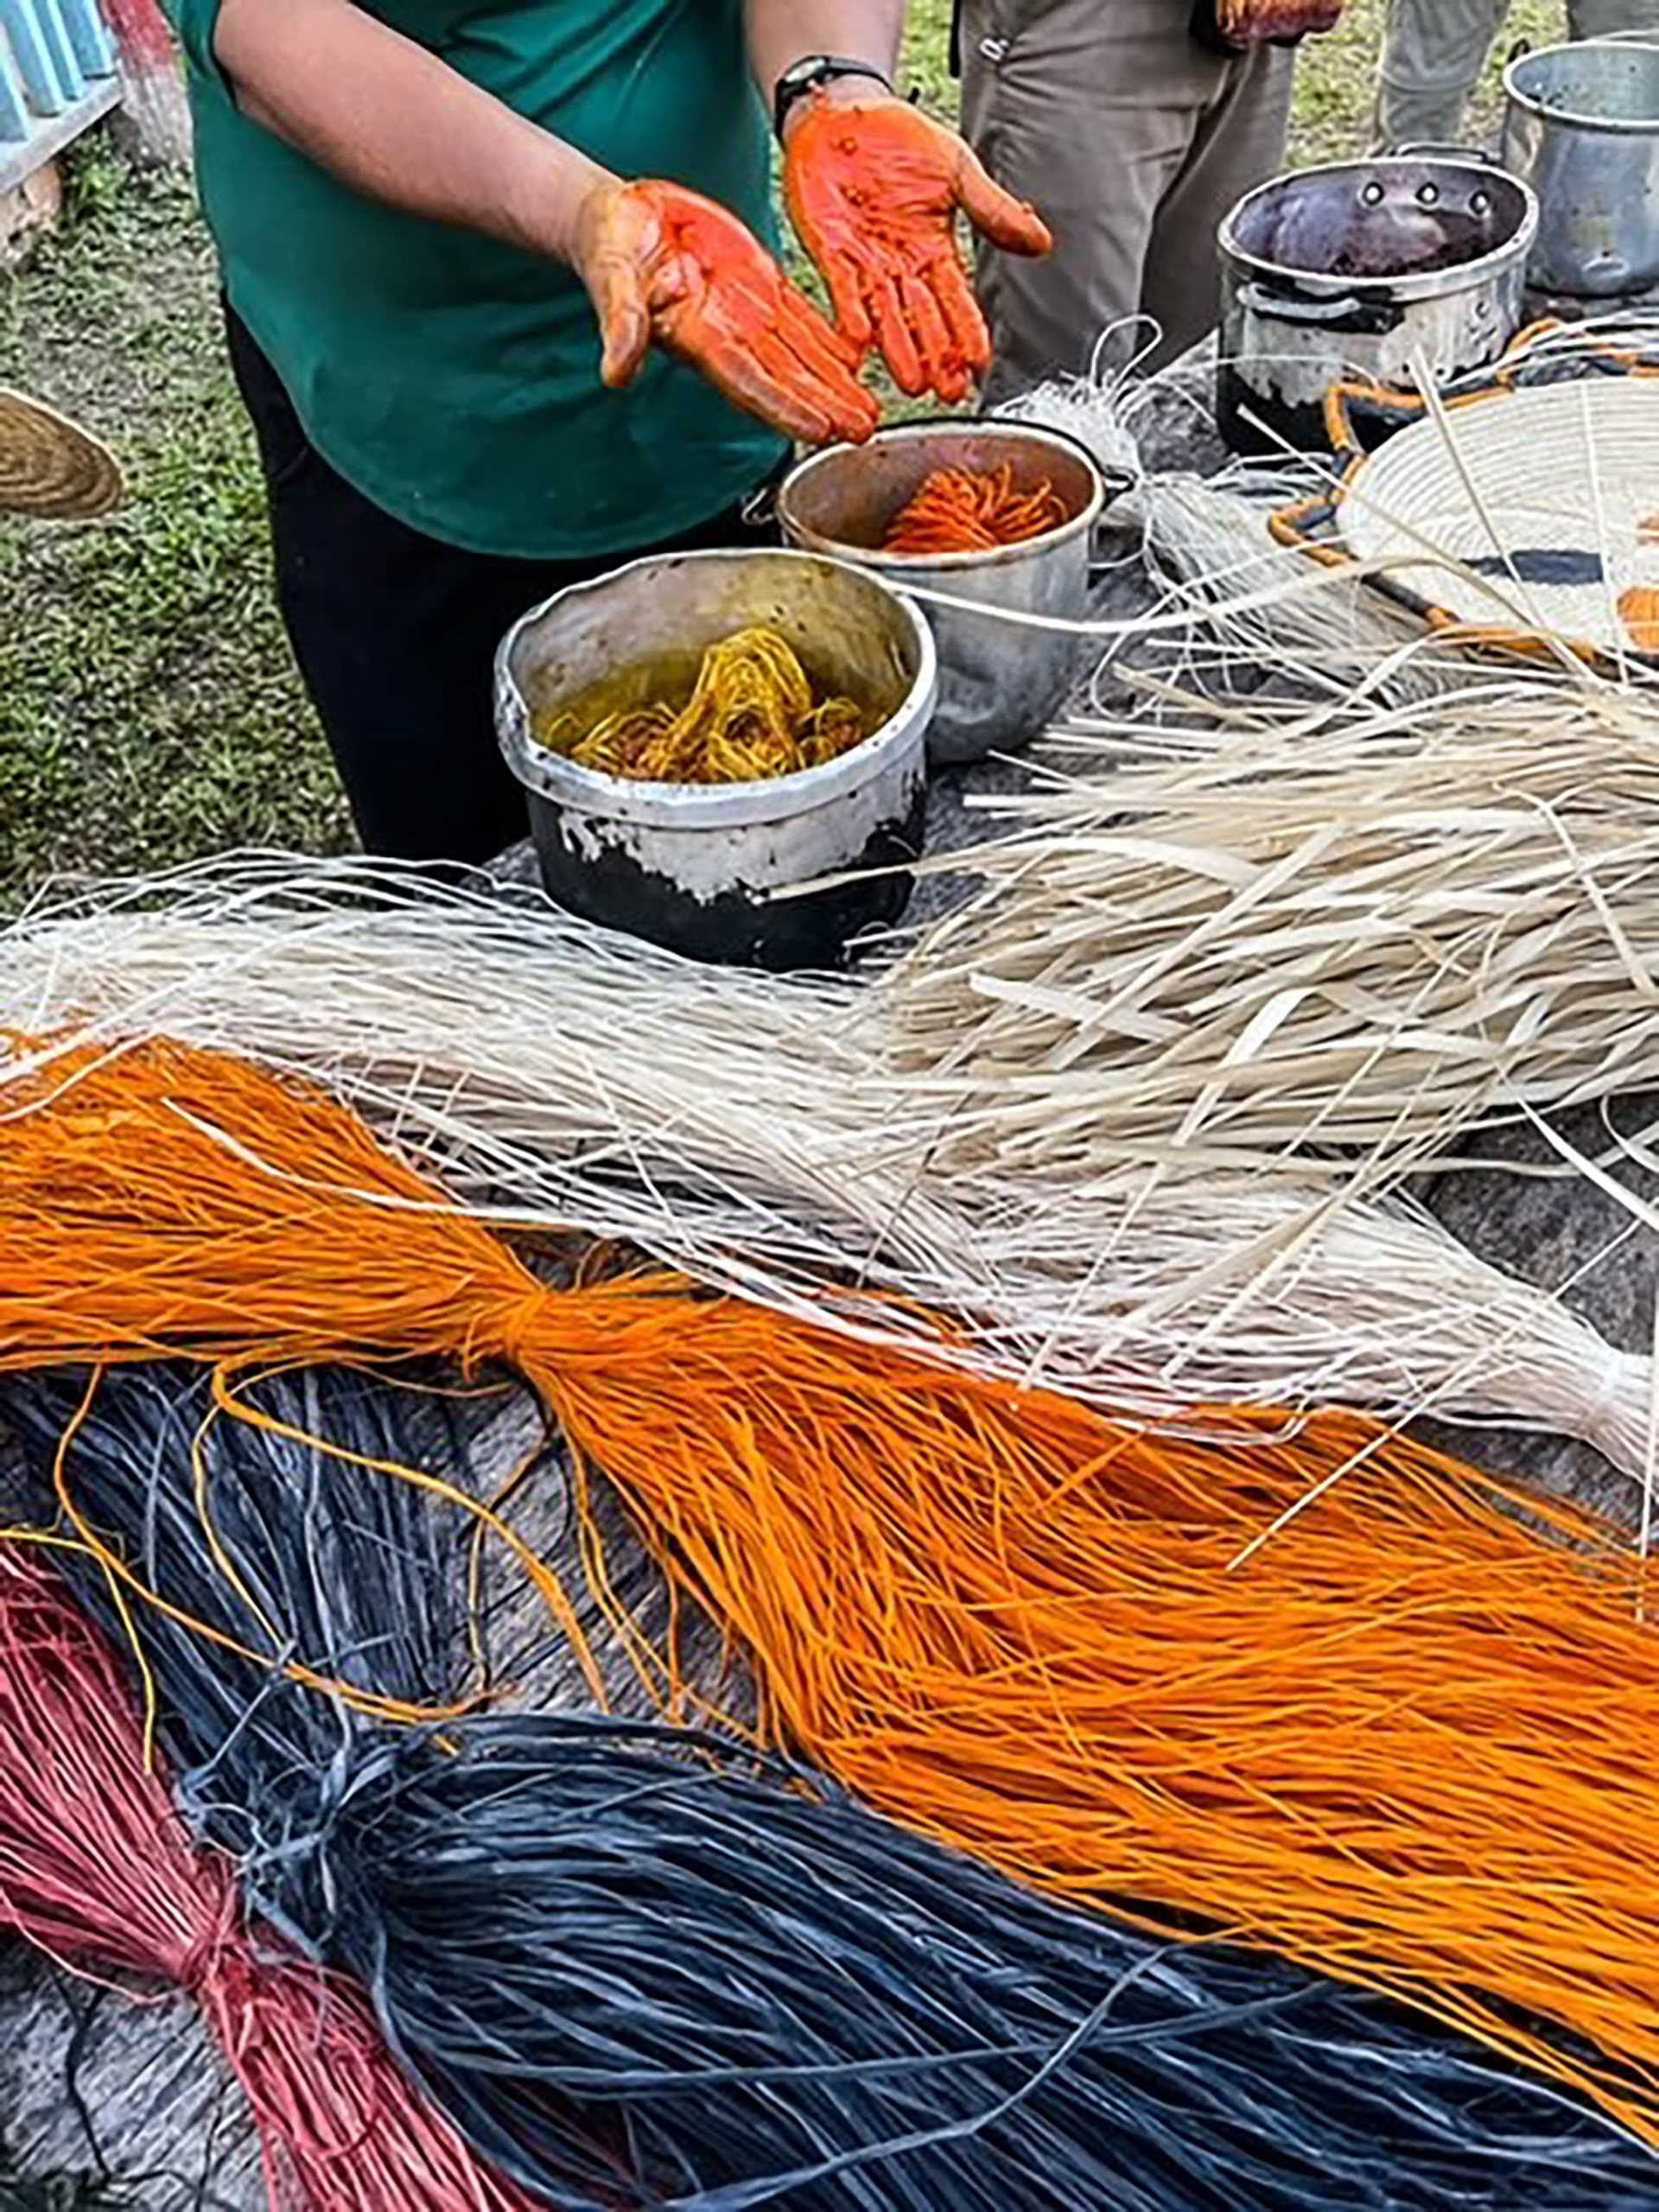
top-left (1217, 154), bottom-right (1539, 454)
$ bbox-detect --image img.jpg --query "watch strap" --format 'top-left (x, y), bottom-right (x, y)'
top-left (774, 56), bottom-right (894, 139)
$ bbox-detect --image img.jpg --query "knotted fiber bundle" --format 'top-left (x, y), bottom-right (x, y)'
top-left (0, 1541), bottom-right (545, 2212)
top-left (8, 1358), bottom-right (1656, 2211)
top-left (4, 859), bottom-right (1650, 1472)
top-left (2, 1036), bottom-right (1659, 2143)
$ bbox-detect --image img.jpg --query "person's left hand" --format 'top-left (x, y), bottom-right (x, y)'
top-left (1195, 0), bottom-right (1344, 48)
top-left (784, 94), bottom-right (1051, 407)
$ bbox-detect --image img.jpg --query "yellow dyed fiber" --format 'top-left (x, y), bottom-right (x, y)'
top-left (537, 627), bottom-right (868, 785)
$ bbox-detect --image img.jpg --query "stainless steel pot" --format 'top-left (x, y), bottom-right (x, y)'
top-left (1503, 39), bottom-right (1659, 297)
top-left (496, 549), bottom-right (937, 972)
top-left (777, 422), bottom-right (1113, 766)
top-left (1217, 154), bottom-right (1539, 453)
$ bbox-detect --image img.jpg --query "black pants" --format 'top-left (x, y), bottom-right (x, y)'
top-left (226, 308), bottom-right (779, 865)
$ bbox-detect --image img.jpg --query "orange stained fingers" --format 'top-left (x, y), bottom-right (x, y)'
top-left (947, 132), bottom-right (1053, 260)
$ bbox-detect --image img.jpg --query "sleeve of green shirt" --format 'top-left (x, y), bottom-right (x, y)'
top-left (162, 0), bottom-right (226, 84)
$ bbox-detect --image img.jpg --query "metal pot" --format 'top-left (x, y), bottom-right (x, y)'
top-left (777, 422), bottom-right (1114, 766)
top-left (1217, 155), bottom-right (1539, 453)
top-left (495, 549), bottom-right (937, 973)
top-left (1502, 39), bottom-right (1659, 298)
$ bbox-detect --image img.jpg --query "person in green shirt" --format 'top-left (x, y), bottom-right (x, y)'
top-left (167, 0), bottom-right (1049, 863)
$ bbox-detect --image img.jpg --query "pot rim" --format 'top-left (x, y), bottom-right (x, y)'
top-left (1505, 37), bottom-right (1659, 134)
top-left (496, 547), bottom-right (938, 831)
top-left (1218, 156), bottom-right (1540, 302)
top-left (778, 418), bottom-right (1109, 574)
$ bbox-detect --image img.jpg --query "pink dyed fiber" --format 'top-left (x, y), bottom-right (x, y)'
top-left (0, 1549), bottom-right (537, 2212)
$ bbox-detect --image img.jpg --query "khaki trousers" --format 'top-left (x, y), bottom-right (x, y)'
top-left (1376, 0), bottom-right (1659, 149)
top-left (959, 0), bottom-right (1294, 401)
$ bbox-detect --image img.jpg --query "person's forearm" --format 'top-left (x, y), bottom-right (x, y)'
top-left (745, 0), bottom-right (907, 121)
top-left (214, 0), bottom-right (609, 263)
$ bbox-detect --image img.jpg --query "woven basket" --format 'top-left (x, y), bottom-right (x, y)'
top-left (1338, 379), bottom-right (1659, 658)
top-left (0, 389), bottom-right (123, 521)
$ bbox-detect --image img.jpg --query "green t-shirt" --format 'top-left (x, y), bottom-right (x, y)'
top-left (169, 0), bottom-right (789, 558)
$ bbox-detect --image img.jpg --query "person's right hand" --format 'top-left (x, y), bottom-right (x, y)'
top-left (573, 179), bottom-right (880, 449)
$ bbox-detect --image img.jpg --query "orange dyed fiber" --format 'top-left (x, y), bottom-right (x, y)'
top-left (881, 462), bottom-right (1069, 556)
top-left (5, 1036), bottom-right (1659, 2144)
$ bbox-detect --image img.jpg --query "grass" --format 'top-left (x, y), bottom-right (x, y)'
top-left (0, 141), bottom-right (346, 896)
top-left (0, 3), bottom-right (1570, 899)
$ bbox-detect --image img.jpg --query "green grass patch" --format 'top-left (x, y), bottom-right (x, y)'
top-left (0, 142), bottom-right (345, 899)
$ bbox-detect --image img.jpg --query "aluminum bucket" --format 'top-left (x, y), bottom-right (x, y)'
top-left (1217, 154), bottom-right (1537, 453)
top-left (495, 549), bottom-right (936, 973)
top-left (777, 422), bottom-right (1111, 767)
top-left (1503, 38), bottom-right (1659, 296)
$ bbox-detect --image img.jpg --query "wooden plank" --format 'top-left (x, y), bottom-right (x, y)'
top-left (0, 0), bottom-right (70, 114)
top-left (0, 41), bottom-right (29, 141)
top-left (0, 72), bottom-right (118, 195)
top-left (57, 0), bottom-right (113, 79)
top-left (30, 0), bottom-right (88, 103)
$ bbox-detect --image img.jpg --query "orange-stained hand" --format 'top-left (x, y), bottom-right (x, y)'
top-left (1201, 0), bottom-right (1344, 45)
top-left (573, 178), bottom-right (880, 448)
top-left (784, 97), bottom-right (1052, 406)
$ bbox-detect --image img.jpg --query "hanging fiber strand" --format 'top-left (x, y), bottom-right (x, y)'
top-left (1096, 469), bottom-right (1471, 717)
top-left (101, 0), bottom-right (193, 166)
top-left (3, 856), bottom-right (1650, 1475)
top-left (8, 1360), bottom-right (1657, 2212)
top-left (2, 1040), bottom-right (1659, 2143)
top-left (0, 1544), bottom-right (543, 2212)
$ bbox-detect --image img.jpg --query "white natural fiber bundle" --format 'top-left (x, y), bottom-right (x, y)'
top-left (3, 854), bottom-right (1648, 1480)
top-left (894, 667), bottom-right (1659, 1191)
top-left (997, 346), bottom-right (1479, 722)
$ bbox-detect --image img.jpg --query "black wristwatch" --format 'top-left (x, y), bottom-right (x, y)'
top-left (773, 54), bottom-right (894, 139)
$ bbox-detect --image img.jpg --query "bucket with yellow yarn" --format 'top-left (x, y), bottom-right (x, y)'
top-left (496, 549), bottom-right (935, 971)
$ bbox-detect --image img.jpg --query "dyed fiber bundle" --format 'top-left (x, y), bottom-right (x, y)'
top-left (1195, 0), bottom-right (1344, 49)
top-left (880, 465), bottom-right (1070, 556)
top-left (10, 1361), bottom-right (1659, 2210)
top-left (535, 628), bottom-right (867, 785)
top-left (102, 0), bottom-right (193, 167)
top-left (0, 1545), bottom-right (540, 2212)
top-left (3, 1040), bottom-right (1659, 2140)
top-left (3, 857), bottom-right (1650, 1474)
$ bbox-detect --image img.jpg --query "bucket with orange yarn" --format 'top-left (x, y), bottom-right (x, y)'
top-left (778, 421), bottom-right (1121, 766)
